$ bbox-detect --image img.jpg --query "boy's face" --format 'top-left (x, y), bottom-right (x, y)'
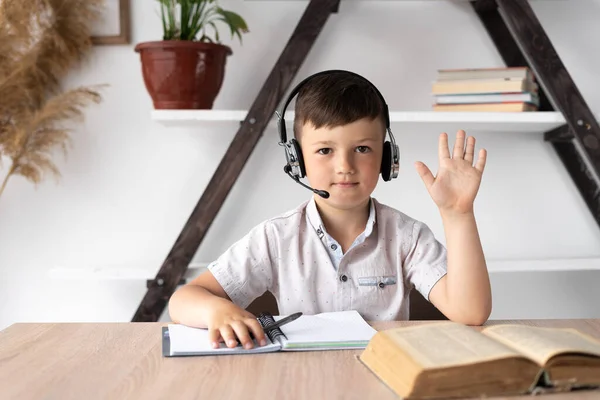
top-left (299, 117), bottom-right (385, 211)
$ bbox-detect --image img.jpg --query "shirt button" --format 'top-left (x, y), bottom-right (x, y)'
top-left (378, 282), bottom-right (385, 289)
top-left (340, 275), bottom-right (348, 282)
top-left (331, 244), bottom-right (337, 250)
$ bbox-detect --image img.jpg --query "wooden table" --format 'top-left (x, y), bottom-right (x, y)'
top-left (1, 319), bottom-right (600, 399)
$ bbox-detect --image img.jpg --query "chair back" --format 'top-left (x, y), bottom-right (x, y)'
top-left (245, 290), bottom-right (447, 321)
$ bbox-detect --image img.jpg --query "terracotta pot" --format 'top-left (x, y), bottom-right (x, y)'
top-left (134, 41), bottom-right (232, 109)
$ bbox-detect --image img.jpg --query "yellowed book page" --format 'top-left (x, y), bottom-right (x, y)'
top-left (384, 322), bottom-right (524, 369)
top-left (482, 325), bottom-right (600, 366)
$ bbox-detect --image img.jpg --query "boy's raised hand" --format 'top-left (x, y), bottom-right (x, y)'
top-left (206, 297), bottom-right (268, 350)
top-left (415, 130), bottom-right (487, 215)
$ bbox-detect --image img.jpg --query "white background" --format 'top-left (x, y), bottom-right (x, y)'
top-left (1, 0), bottom-right (600, 330)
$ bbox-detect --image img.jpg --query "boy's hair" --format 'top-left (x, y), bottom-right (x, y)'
top-left (293, 70), bottom-right (386, 139)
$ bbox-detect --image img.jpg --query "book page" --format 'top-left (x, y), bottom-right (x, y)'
top-left (482, 325), bottom-right (600, 366)
top-left (385, 322), bottom-right (523, 369)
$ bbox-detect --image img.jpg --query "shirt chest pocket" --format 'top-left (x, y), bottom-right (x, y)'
top-left (352, 275), bottom-right (399, 312)
top-left (357, 275), bottom-right (398, 289)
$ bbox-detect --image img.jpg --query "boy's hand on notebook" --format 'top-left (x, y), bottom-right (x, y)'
top-left (206, 298), bottom-right (268, 350)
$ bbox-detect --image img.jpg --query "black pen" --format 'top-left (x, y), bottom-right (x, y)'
top-left (262, 312), bottom-right (303, 333)
top-left (235, 312), bottom-right (303, 347)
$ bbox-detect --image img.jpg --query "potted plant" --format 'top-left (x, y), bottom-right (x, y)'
top-left (135, 0), bottom-right (249, 110)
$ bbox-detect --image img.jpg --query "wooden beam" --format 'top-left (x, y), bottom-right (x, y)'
top-left (544, 124), bottom-right (572, 143)
top-left (493, 0), bottom-right (600, 164)
top-left (546, 125), bottom-right (600, 227)
top-left (549, 138), bottom-right (600, 229)
top-left (132, 0), bottom-right (341, 322)
top-left (493, 0), bottom-right (600, 227)
top-left (470, 0), bottom-right (552, 111)
top-left (472, 0), bottom-right (600, 229)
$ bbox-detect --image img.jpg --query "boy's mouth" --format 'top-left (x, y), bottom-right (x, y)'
top-left (333, 182), bottom-right (359, 188)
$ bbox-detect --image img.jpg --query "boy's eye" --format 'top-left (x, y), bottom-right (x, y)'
top-left (318, 148), bottom-right (331, 155)
top-left (356, 146), bottom-right (370, 153)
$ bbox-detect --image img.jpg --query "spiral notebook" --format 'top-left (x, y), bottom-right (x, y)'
top-left (162, 310), bottom-right (377, 357)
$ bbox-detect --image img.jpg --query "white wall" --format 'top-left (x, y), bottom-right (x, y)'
top-left (2, 0), bottom-right (600, 330)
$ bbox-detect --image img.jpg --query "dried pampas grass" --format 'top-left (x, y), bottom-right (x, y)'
top-left (0, 0), bottom-right (105, 199)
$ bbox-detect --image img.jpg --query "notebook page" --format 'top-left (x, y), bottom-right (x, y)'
top-left (167, 324), bottom-right (281, 356)
top-left (276, 310), bottom-right (377, 350)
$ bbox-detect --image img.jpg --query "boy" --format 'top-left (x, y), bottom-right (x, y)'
top-left (168, 70), bottom-right (492, 350)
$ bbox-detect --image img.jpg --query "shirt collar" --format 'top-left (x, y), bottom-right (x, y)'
top-left (306, 196), bottom-right (377, 239)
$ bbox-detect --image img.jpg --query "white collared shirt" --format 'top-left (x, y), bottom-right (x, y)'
top-left (311, 197), bottom-right (377, 271)
top-left (208, 197), bottom-right (447, 321)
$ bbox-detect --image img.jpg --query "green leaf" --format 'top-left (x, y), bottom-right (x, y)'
top-left (180, 1), bottom-right (190, 39)
top-left (159, 2), bottom-right (169, 39)
top-left (215, 8), bottom-right (249, 44)
top-left (208, 21), bottom-right (220, 42)
top-left (156, 0), bottom-right (248, 43)
top-left (168, 0), bottom-right (177, 39)
top-left (190, 6), bottom-right (217, 41)
top-left (217, 8), bottom-right (249, 33)
top-left (188, 1), bottom-right (209, 40)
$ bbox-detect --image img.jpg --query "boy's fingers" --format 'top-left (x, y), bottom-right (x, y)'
top-left (219, 325), bottom-right (238, 348)
top-left (475, 148), bottom-right (487, 173)
top-left (230, 321), bottom-right (254, 349)
top-left (415, 161), bottom-right (434, 189)
top-left (464, 136), bottom-right (476, 163)
top-left (452, 130), bottom-right (466, 159)
top-left (439, 132), bottom-right (450, 160)
top-left (245, 318), bottom-right (268, 346)
top-left (208, 328), bottom-right (222, 349)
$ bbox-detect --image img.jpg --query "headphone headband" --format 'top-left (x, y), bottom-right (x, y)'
top-left (276, 69), bottom-right (391, 144)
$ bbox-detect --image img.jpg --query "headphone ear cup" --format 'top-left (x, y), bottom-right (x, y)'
top-left (291, 138), bottom-right (306, 178)
top-left (381, 141), bottom-right (392, 181)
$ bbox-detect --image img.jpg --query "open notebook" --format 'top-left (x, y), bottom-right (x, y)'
top-left (162, 310), bottom-right (377, 357)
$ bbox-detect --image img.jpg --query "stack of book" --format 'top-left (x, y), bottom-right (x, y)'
top-left (431, 67), bottom-right (539, 112)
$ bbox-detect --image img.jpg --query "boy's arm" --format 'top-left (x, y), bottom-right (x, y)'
top-left (415, 130), bottom-right (492, 326)
top-left (168, 270), bottom-right (232, 327)
top-left (168, 221), bottom-right (276, 348)
top-left (168, 271), bottom-right (269, 349)
top-left (428, 211), bottom-right (491, 325)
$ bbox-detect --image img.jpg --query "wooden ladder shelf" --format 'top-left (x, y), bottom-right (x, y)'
top-left (132, 0), bottom-right (600, 322)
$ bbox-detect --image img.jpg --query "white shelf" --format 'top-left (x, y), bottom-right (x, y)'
top-left (487, 258), bottom-right (600, 273)
top-left (152, 110), bottom-right (567, 133)
top-left (48, 264), bottom-right (209, 281)
top-left (47, 258), bottom-right (600, 281)
top-left (152, 109), bottom-right (250, 123)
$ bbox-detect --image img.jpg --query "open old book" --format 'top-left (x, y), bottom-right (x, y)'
top-left (359, 322), bottom-right (600, 399)
top-left (163, 310), bottom-right (377, 357)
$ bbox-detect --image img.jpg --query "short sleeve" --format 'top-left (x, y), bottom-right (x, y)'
top-left (404, 220), bottom-right (447, 301)
top-left (207, 222), bottom-right (276, 310)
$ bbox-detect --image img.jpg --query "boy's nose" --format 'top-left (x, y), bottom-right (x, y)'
top-left (335, 153), bottom-right (355, 174)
